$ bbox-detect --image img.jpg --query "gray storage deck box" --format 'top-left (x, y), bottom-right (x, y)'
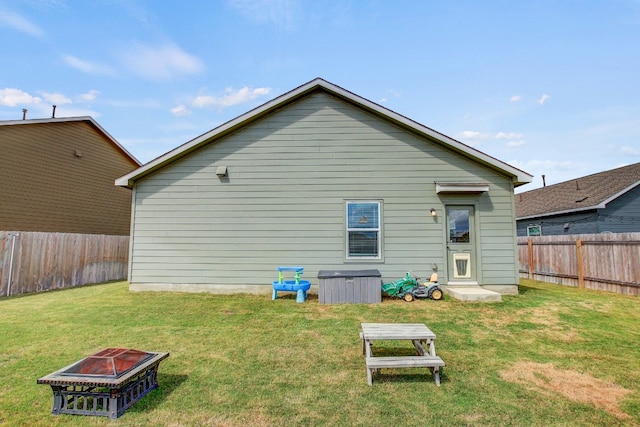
top-left (317, 269), bottom-right (382, 304)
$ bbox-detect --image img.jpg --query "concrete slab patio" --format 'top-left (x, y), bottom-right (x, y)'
top-left (443, 287), bottom-right (502, 302)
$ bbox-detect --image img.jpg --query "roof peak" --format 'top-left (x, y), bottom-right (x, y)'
top-left (116, 78), bottom-right (532, 188)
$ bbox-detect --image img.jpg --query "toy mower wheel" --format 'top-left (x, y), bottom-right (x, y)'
top-left (403, 293), bottom-right (414, 302)
top-left (430, 288), bottom-right (443, 300)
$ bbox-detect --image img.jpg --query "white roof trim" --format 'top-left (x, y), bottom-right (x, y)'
top-left (1, 116), bottom-right (141, 166)
top-left (599, 180), bottom-right (640, 208)
top-left (517, 205), bottom-right (599, 221)
top-left (115, 78), bottom-right (533, 188)
top-left (436, 182), bottom-right (490, 193)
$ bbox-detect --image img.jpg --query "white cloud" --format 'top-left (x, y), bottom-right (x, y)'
top-left (63, 55), bottom-right (116, 76)
top-left (0, 88), bottom-right (102, 119)
top-left (496, 132), bottom-right (524, 140)
top-left (538, 93), bottom-right (550, 105)
top-left (192, 86), bottom-right (271, 108)
top-left (379, 88), bottom-right (401, 104)
top-left (506, 140), bottom-right (526, 147)
top-left (456, 131), bottom-right (491, 147)
top-left (119, 42), bottom-right (204, 81)
top-left (170, 104), bottom-right (191, 116)
top-left (458, 130), bottom-right (527, 148)
top-left (229, 0), bottom-right (300, 29)
top-left (0, 88), bottom-right (42, 106)
top-left (0, 8), bottom-right (45, 38)
top-left (76, 90), bottom-right (100, 103)
top-left (456, 130), bottom-right (493, 147)
top-left (458, 130), bottom-right (489, 140)
top-left (42, 92), bottom-right (71, 105)
top-left (510, 95), bottom-right (521, 102)
top-left (387, 89), bottom-right (401, 98)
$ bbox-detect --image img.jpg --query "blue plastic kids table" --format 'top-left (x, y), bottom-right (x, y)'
top-left (272, 266), bottom-right (311, 303)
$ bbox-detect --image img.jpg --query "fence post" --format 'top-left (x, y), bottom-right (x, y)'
top-left (528, 238), bottom-right (533, 279)
top-left (576, 238), bottom-right (584, 289)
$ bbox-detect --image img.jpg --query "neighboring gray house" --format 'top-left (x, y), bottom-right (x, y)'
top-left (116, 78), bottom-right (532, 296)
top-left (516, 162), bottom-right (640, 236)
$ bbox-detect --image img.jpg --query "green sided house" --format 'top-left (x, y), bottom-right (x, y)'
top-left (116, 78), bottom-right (532, 298)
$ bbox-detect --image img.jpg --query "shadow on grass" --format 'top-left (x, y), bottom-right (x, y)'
top-left (125, 373), bottom-right (188, 415)
top-left (273, 291), bottom-right (319, 302)
top-left (370, 371), bottom-right (445, 385)
top-left (0, 280), bottom-right (124, 301)
top-left (517, 285), bottom-right (533, 295)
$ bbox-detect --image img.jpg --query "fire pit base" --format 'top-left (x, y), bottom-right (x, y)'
top-left (38, 349), bottom-right (169, 419)
top-left (49, 363), bottom-right (160, 419)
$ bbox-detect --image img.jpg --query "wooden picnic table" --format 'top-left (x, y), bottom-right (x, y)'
top-left (360, 323), bottom-right (444, 386)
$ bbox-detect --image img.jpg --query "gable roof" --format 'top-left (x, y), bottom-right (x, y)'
top-left (115, 78), bottom-right (532, 188)
top-left (515, 162), bottom-right (640, 219)
top-left (0, 116), bottom-right (141, 166)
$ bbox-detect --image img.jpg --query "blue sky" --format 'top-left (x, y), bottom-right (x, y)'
top-left (1, 0), bottom-right (639, 191)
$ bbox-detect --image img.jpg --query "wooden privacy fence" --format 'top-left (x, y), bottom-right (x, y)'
top-left (517, 232), bottom-right (640, 296)
top-left (0, 231), bottom-right (129, 297)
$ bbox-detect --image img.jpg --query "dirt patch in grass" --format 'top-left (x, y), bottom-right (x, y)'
top-left (501, 362), bottom-right (632, 420)
top-left (476, 304), bottom-right (582, 344)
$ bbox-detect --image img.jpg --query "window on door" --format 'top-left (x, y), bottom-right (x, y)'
top-left (448, 208), bottom-right (470, 243)
top-left (346, 201), bottom-right (381, 259)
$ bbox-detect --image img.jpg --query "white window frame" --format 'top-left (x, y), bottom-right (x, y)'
top-left (527, 225), bottom-right (542, 236)
top-left (345, 200), bottom-right (382, 260)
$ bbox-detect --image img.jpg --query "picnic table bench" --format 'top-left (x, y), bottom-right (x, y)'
top-left (360, 323), bottom-right (444, 385)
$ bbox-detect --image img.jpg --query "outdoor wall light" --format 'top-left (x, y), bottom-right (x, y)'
top-left (430, 208), bottom-right (437, 217)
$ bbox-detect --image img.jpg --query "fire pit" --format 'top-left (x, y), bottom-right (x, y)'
top-left (37, 348), bottom-right (169, 419)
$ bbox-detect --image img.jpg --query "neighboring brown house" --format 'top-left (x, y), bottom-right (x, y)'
top-left (0, 117), bottom-right (140, 235)
top-left (515, 162), bottom-right (640, 236)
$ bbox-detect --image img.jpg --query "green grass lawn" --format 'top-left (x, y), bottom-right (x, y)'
top-left (0, 279), bottom-right (638, 426)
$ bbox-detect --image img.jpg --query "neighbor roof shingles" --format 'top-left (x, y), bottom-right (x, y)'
top-left (515, 162), bottom-right (640, 219)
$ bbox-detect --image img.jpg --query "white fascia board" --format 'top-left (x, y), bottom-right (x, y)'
top-left (599, 180), bottom-right (640, 207)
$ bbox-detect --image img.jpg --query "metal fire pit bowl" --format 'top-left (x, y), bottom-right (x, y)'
top-left (37, 348), bottom-right (169, 419)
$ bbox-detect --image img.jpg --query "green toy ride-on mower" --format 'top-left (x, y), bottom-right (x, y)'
top-left (381, 272), bottom-right (443, 302)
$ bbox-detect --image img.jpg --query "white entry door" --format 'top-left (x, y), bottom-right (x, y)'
top-left (446, 206), bottom-right (476, 283)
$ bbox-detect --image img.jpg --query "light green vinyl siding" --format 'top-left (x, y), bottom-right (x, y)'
top-left (130, 92), bottom-right (518, 287)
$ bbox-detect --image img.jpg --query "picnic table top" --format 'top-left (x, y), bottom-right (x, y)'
top-left (361, 323), bottom-right (436, 340)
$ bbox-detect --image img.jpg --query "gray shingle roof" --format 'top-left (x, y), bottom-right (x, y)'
top-left (515, 162), bottom-right (640, 219)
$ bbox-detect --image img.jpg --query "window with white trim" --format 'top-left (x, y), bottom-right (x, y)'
top-left (346, 201), bottom-right (381, 259)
